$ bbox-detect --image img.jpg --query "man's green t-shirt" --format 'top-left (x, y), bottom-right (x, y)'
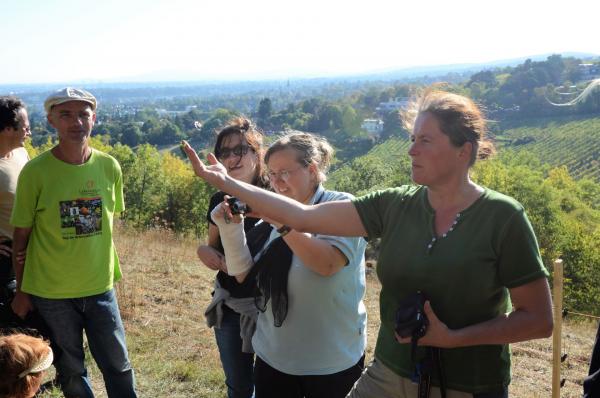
top-left (352, 185), bottom-right (548, 393)
top-left (11, 149), bottom-right (125, 299)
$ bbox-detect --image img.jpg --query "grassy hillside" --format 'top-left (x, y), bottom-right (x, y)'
top-left (497, 116), bottom-right (600, 182)
top-left (38, 226), bottom-right (597, 397)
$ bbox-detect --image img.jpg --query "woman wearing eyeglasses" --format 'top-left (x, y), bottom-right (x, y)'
top-left (200, 117), bottom-right (268, 398)
top-left (210, 132), bottom-right (367, 398)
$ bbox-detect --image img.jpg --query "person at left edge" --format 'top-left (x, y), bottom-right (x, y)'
top-left (0, 96), bottom-right (30, 314)
top-left (10, 87), bottom-right (137, 398)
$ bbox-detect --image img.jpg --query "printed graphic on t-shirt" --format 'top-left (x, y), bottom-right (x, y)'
top-left (59, 197), bottom-right (102, 239)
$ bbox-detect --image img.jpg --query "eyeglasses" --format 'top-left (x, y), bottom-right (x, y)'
top-left (218, 144), bottom-right (250, 160)
top-left (14, 122), bottom-right (31, 133)
top-left (267, 166), bottom-right (305, 182)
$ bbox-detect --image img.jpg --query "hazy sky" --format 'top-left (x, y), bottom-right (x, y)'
top-left (3, 0), bottom-right (599, 84)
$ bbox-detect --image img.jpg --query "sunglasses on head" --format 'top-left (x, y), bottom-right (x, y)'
top-left (218, 144), bottom-right (250, 160)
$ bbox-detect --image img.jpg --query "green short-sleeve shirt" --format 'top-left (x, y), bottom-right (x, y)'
top-left (352, 185), bottom-right (548, 393)
top-left (11, 149), bottom-right (125, 299)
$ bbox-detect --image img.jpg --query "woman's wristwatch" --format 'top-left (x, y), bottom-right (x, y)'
top-left (277, 225), bottom-right (292, 237)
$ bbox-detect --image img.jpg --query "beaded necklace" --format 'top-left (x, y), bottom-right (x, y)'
top-left (426, 212), bottom-right (462, 255)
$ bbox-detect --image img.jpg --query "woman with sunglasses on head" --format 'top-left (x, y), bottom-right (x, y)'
top-left (210, 132), bottom-right (367, 398)
top-left (184, 89), bottom-right (553, 398)
top-left (201, 117), bottom-right (267, 398)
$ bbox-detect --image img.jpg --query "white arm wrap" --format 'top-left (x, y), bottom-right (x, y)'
top-left (210, 205), bottom-right (254, 276)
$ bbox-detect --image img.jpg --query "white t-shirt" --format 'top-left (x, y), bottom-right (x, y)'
top-left (0, 147), bottom-right (29, 239)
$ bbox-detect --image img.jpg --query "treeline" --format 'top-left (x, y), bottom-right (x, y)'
top-left (466, 54), bottom-right (600, 118)
top-left (21, 55), bottom-right (599, 167)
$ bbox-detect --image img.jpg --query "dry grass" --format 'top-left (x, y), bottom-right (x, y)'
top-left (38, 226), bottom-right (596, 397)
top-left (511, 320), bottom-right (597, 397)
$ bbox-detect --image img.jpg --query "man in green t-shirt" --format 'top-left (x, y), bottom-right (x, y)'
top-left (10, 88), bottom-right (137, 398)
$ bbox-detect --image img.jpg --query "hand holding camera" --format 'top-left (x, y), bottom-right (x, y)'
top-left (395, 291), bottom-right (429, 340)
top-left (394, 292), bottom-right (455, 349)
top-left (226, 197), bottom-right (251, 215)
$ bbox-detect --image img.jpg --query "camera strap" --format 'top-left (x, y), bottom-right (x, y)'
top-left (414, 347), bottom-right (446, 398)
top-left (417, 360), bottom-right (431, 398)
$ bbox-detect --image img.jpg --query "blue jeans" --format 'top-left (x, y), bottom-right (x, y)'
top-left (32, 289), bottom-right (137, 398)
top-left (214, 306), bottom-right (255, 398)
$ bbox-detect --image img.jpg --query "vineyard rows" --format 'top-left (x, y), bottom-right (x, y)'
top-left (368, 137), bottom-right (411, 162)
top-left (500, 117), bottom-right (600, 182)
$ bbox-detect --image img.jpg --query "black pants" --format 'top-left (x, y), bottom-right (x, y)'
top-left (473, 388), bottom-right (508, 398)
top-left (583, 322), bottom-right (600, 398)
top-left (254, 354), bottom-right (364, 398)
top-left (0, 246), bottom-right (23, 330)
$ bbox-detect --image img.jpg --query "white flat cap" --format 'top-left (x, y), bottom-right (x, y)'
top-left (44, 87), bottom-right (97, 114)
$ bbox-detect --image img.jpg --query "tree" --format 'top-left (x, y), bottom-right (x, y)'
top-left (199, 109), bottom-right (238, 141)
top-left (135, 107), bottom-right (160, 122)
top-left (467, 70), bottom-right (497, 88)
top-left (179, 109), bottom-right (205, 131)
top-left (257, 98), bottom-right (272, 122)
top-left (120, 123), bottom-right (143, 147)
top-left (147, 121), bottom-right (185, 146)
top-left (142, 119), bottom-right (159, 134)
top-left (381, 110), bottom-right (404, 140)
top-left (123, 144), bottom-right (164, 226)
top-left (159, 152), bottom-right (212, 234)
top-left (161, 122), bottom-right (185, 144)
top-left (361, 88), bottom-right (380, 108)
top-left (340, 105), bottom-right (362, 138)
top-left (301, 98), bottom-right (322, 114)
top-left (308, 104), bottom-right (343, 133)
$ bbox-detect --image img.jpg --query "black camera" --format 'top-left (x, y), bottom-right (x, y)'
top-left (395, 291), bottom-right (428, 339)
top-left (227, 197), bottom-right (251, 215)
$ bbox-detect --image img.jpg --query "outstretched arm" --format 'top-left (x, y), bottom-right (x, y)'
top-left (183, 142), bottom-right (367, 237)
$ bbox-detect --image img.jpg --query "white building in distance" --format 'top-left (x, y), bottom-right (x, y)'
top-left (376, 97), bottom-right (409, 115)
top-left (361, 119), bottom-right (384, 135)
